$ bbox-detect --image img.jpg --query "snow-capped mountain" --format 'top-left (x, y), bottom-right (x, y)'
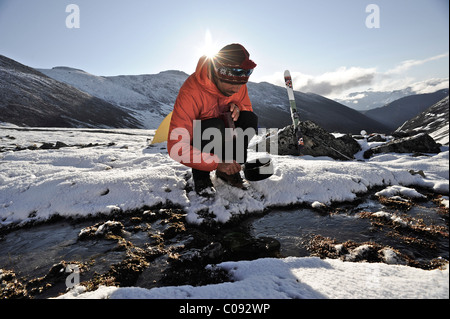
top-left (38, 64), bottom-right (387, 134)
top-left (246, 81), bottom-right (389, 133)
top-left (37, 67), bottom-right (188, 129)
top-left (363, 89), bottom-right (449, 131)
top-left (336, 78), bottom-right (449, 111)
top-left (397, 95), bottom-right (449, 145)
top-left (0, 55), bottom-right (140, 128)
top-left (336, 88), bottom-right (415, 111)
top-left (4, 54), bottom-right (445, 135)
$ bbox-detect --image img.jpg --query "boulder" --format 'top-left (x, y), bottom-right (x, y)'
top-left (364, 133), bottom-right (441, 158)
top-left (256, 121), bottom-right (361, 160)
top-left (367, 134), bottom-right (387, 142)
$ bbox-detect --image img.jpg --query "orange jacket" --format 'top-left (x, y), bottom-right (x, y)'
top-left (167, 56), bottom-right (253, 172)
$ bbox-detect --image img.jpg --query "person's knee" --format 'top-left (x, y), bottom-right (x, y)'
top-left (236, 111), bottom-right (258, 130)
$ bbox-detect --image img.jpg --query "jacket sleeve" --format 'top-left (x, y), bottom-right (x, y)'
top-left (167, 90), bottom-right (220, 172)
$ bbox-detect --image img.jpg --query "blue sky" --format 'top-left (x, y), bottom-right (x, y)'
top-left (0, 0), bottom-right (448, 99)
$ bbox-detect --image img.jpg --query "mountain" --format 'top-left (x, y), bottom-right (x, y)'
top-left (37, 67), bottom-right (188, 129)
top-left (247, 82), bottom-right (389, 133)
top-left (336, 78), bottom-right (449, 111)
top-left (336, 88), bottom-right (415, 111)
top-left (38, 64), bottom-right (387, 134)
top-left (1, 54), bottom-right (390, 133)
top-left (396, 95), bottom-right (449, 145)
top-left (362, 89), bottom-right (449, 132)
top-left (0, 55), bottom-right (141, 128)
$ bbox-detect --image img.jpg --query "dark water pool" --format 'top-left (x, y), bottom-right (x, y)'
top-left (249, 198), bottom-right (449, 261)
top-left (0, 220), bottom-right (124, 280)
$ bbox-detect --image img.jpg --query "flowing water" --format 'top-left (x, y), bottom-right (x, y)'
top-left (0, 220), bottom-right (126, 280)
top-left (0, 211), bottom-right (186, 281)
top-left (0, 192), bottom-right (448, 298)
top-left (249, 196), bottom-right (449, 261)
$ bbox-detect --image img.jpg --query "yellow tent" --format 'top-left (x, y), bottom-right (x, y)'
top-left (151, 111), bottom-right (173, 144)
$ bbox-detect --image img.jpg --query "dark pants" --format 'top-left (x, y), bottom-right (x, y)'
top-left (192, 111), bottom-right (258, 181)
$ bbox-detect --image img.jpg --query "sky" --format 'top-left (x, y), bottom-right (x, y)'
top-left (0, 0), bottom-right (448, 99)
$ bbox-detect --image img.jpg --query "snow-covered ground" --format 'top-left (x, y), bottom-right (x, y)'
top-left (0, 125), bottom-right (448, 299)
top-left (58, 256), bottom-right (448, 299)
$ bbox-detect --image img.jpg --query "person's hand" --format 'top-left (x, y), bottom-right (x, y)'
top-left (229, 103), bottom-right (240, 121)
top-left (217, 161), bottom-right (241, 175)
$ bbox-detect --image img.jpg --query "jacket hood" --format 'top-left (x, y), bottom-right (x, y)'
top-left (194, 56), bottom-right (223, 96)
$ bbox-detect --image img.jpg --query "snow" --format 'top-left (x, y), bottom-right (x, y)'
top-left (371, 211), bottom-right (408, 227)
top-left (375, 185), bottom-right (426, 199)
top-left (441, 196), bottom-right (449, 208)
top-left (56, 257), bottom-right (448, 299)
top-left (1, 127), bottom-right (447, 226)
top-left (1, 125), bottom-right (448, 299)
top-left (431, 124), bottom-right (449, 146)
top-left (38, 67), bottom-right (151, 108)
top-left (37, 68), bottom-right (188, 129)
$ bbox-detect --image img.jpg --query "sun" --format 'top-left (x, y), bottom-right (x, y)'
top-left (199, 29), bottom-right (220, 59)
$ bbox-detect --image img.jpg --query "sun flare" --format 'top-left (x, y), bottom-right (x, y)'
top-left (200, 29), bottom-right (220, 59)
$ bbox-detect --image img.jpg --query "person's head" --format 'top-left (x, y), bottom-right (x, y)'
top-left (211, 44), bottom-right (256, 96)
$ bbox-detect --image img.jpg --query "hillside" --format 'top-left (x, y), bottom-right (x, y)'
top-left (37, 67), bottom-right (188, 129)
top-left (38, 64), bottom-right (387, 134)
top-left (336, 88), bottom-right (414, 111)
top-left (0, 55), bottom-right (141, 128)
top-left (247, 82), bottom-right (389, 133)
top-left (4, 54), bottom-right (433, 134)
top-left (396, 95), bottom-right (449, 145)
top-left (363, 89), bottom-right (449, 131)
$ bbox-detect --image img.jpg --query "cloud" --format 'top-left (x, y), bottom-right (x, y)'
top-left (409, 78), bottom-right (449, 94)
top-left (254, 52), bottom-right (448, 99)
top-left (254, 67), bottom-right (377, 97)
top-left (299, 67), bottom-right (376, 96)
top-left (254, 71), bottom-right (287, 88)
top-left (351, 77), bottom-right (448, 103)
top-left (385, 52), bottom-right (449, 75)
top-left (367, 76), bottom-right (449, 95)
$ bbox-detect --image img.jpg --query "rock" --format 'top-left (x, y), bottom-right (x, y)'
top-left (78, 220), bottom-right (125, 240)
top-left (409, 169), bottom-right (426, 178)
top-left (307, 236), bottom-right (409, 266)
top-left (95, 220), bottom-right (124, 236)
top-left (364, 133), bottom-right (440, 158)
top-left (256, 121), bottom-right (360, 160)
top-left (39, 142), bottom-right (54, 149)
top-left (336, 133), bottom-right (361, 156)
top-left (222, 232), bottom-right (280, 260)
top-left (54, 141), bottom-right (68, 149)
top-left (202, 242), bottom-right (225, 261)
top-left (367, 134), bottom-right (386, 142)
top-left (161, 221), bottom-right (186, 239)
top-left (40, 141), bottom-right (69, 149)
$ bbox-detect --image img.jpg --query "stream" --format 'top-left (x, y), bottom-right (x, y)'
top-left (249, 196), bottom-right (448, 261)
top-left (0, 189), bottom-right (448, 298)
